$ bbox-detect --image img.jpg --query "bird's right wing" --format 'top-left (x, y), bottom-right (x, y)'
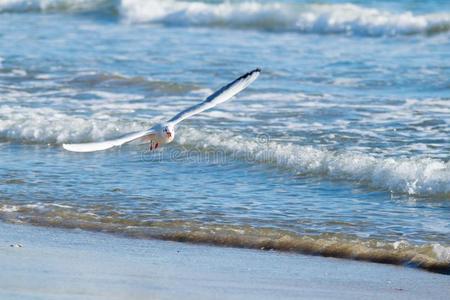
top-left (62, 129), bottom-right (155, 153)
top-left (167, 68), bottom-right (260, 125)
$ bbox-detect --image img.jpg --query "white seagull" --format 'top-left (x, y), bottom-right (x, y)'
top-left (63, 68), bottom-right (260, 152)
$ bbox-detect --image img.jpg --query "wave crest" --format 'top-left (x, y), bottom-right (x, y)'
top-left (0, 106), bottom-right (448, 197)
top-left (176, 127), bottom-right (450, 197)
top-left (1, 0), bottom-right (450, 36)
top-left (0, 0), bottom-right (114, 13)
top-left (119, 0), bottom-right (450, 36)
top-left (0, 105), bottom-right (146, 144)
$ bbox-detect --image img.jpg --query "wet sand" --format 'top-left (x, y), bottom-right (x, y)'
top-left (0, 222), bottom-right (448, 300)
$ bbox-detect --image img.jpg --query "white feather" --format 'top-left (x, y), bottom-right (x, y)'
top-left (63, 129), bottom-right (154, 153)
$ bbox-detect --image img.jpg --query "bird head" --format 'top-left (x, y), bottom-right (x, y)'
top-left (163, 125), bottom-right (174, 141)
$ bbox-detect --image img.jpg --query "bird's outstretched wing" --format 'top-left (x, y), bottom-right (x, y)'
top-left (62, 129), bottom-right (155, 153)
top-left (167, 68), bottom-right (260, 125)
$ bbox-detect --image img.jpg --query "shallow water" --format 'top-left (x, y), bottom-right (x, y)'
top-left (0, 0), bottom-right (449, 272)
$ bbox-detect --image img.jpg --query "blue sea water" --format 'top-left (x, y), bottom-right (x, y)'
top-left (0, 0), bottom-right (449, 272)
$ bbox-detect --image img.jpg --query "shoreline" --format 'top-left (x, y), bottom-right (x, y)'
top-left (2, 204), bottom-right (448, 275)
top-left (1, 221), bottom-right (449, 300)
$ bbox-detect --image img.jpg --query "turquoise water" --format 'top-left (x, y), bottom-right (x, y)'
top-left (0, 0), bottom-right (449, 272)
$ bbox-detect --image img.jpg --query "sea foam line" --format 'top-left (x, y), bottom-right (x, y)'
top-left (0, 202), bottom-right (449, 273)
top-left (0, 0), bottom-right (113, 13)
top-left (0, 105), bottom-right (147, 144)
top-left (176, 127), bottom-right (450, 197)
top-left (1, 0), bottom-right (449, 36)
top-left (0, 106), bottom-right (448, 197)
top-left (119, 0), bottom-right (450, 36)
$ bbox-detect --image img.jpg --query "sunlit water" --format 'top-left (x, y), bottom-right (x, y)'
top-left (0, 0), bottom-right (449, 272)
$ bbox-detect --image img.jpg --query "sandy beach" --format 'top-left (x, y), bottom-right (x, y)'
top-left (1, 222), bottom-right (448, 300)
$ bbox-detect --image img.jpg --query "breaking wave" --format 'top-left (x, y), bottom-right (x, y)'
top-left (0, 0), bottom-right (115, 13)
top-left (0, 202), bottom-right (449, 274)
top-left (0, 106), bottom-right (448, 197)
top-left (1, 0), bottom-right (450, 36)
top-left (176, 127), bottom-right (450, 197)
top-left (0, 105), bottom-right (148, 145)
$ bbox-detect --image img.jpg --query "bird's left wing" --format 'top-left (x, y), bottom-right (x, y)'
top-left (63, 129), bottom-right (155, 153)
top-left (167, 68), bottom-right (260, 125)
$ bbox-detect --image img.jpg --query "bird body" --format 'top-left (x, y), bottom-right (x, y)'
top-left (63, 68), bottom-right (260, 153)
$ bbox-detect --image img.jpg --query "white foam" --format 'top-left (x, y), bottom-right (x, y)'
top-left (0, 105), bottom-right (146, 144)
top-left (0, 0), bottom-right (111, 13)
top-left (1, 0), bottom-right (449, 36)
top-left (119, 0), bottom-right (450, 36)
top-left (0, 205), bottom-right (19, 212)
top-left (432, 244), bottom-right (450, 262)
top-left (176, 127), bottom-right (450, 197)
top-left (0, 105), bottom-right (448, 197)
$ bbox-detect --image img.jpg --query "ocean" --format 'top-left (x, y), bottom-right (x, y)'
top-left (0, 0), bottom-right (449, 273)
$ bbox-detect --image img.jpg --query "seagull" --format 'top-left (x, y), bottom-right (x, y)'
top-left (63, 68), bottom-right (260, 152)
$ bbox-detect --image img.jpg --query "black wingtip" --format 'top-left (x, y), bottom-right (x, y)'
top-left (227, 68), bottom-right (261, 87)
top-left (241, 68), bottom-right (261, 79)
